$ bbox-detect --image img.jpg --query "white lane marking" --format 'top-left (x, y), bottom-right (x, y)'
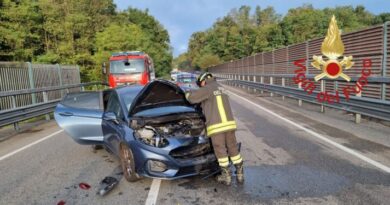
top-left (0, 129), bottom-right (63, 161)
top-left (228, 91), bottom-right (390, 173)
top-left (145, 179), bottom-right (162, 205)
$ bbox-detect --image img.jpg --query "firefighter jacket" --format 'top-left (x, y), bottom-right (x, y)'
top-left (185, 78), bottom-right (237, 136)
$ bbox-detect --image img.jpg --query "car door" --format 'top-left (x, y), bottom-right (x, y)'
top-left (54, 91), bottom-right (104, 145)
top-left (102, 91), bottom-right (127, 155)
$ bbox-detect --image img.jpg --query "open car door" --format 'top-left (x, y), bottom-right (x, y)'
top-left (54, 91), bottom-right (105, 145)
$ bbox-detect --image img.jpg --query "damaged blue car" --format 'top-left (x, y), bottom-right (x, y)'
top-left (54, 80), bottom-right (218, 182)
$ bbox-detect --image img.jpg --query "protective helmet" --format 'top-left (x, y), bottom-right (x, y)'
top-left (196, 72), bottom-right (213, 86)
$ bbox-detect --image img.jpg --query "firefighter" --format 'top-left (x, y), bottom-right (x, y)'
top-left (185, 72), bottom-right (244, 185)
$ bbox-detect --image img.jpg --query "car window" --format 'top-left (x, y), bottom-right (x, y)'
top-left (62, 92), bottom-right (103, 110)
top-left (106, 93), bottom-right (124, 120)
top-left (110, 59), bottom-right (145, 74)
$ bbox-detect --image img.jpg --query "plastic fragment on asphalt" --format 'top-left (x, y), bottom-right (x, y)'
top-left (97, 176), bottom-right (119, 196)
top-left (79, 182), bottom-right (91, 190)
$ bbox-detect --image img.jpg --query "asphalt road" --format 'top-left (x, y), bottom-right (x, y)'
top-left (0, 86), bottom-right (389, 205)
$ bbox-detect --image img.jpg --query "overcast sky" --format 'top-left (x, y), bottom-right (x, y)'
top-left (113, 0), bottom-right (390, 57)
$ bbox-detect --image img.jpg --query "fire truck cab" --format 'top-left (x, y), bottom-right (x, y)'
top-left (104, 51), bottom-right (155, 87)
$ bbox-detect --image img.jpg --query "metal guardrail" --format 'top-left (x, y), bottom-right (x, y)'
top-left (0, 82), bottom-right (107, 129)
top-left (220, 77), bottom-right (390, 122)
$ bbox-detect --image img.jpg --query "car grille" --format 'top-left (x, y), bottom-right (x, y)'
top-left (170, 143), bottom-right (213, 159)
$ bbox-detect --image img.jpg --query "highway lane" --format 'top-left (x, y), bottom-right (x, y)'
top-left (0, 86), bottom-right (389, 205)
top-left (0, 128), bottom-right (152, 205)
top-left (155, 86), bottom-right (390, 205)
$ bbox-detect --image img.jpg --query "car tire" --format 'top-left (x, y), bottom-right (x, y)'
top-left (119, 143), bottom-right (141, 182)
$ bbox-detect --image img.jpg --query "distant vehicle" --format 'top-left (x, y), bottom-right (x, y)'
top-left (176, 73), bottom-right (198, 89)
top-left (54, 80), bottom-right (218, 181)
top-left (103, 51), bottom-right (155, 88)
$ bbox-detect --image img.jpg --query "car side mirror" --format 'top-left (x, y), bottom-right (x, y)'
top-left (103, 112), bottom-right (119, 124)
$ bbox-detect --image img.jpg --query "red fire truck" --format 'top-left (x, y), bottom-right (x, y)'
top-left (103, 51), bottom-right (155, 87)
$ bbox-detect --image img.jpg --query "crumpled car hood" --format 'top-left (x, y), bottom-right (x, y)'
top-left (128, 79), bottom-right (192, 116)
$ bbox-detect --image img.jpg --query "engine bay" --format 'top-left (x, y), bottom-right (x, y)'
top-left (131, 114), bottom-right (205, 147)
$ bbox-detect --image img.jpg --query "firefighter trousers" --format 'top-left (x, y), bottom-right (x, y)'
top-left (211, 131), bottom-right (243, 167)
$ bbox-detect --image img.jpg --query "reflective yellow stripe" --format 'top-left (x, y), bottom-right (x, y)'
top-left (219, 161), bottom-right (229, 167)
top-left (207, 121), bottom-right (236, 132)
top-left (216, 95), bottom-right (228, 122)
top-left (207, 122), bottom-right (237, 134)
top-left (207, 124), bottom-right (237, 136)
top-left (232, 157), bottom-right (243, 164)
top-left (218, 157), bottom-right (229, 167)
top-left (218, 157), bottom-right (229, 163)
top-left (231, 154), bottom-right (243, 164)
top-left (230, 154), bottom-right (241, 161)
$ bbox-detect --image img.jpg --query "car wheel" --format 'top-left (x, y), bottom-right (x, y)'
top-left (119, 144), bottom-right (141, 182)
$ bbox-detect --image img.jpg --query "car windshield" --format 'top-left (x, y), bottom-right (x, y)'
top-left (120, 88), bottom-right (143, 111)
top-left (110, 59), bottom-right (144, 74)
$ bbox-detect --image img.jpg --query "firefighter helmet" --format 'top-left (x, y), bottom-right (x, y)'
top-left (196, 72), bottom-right (213, 87)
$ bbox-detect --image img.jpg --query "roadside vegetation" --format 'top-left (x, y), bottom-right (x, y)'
top-left (176, 4), bottom-right (390, 71)
top-left (0, 0), bottom-right (172, 81)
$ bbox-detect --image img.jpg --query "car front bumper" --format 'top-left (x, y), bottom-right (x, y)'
top-left (129, 137), bottom-right (218, 180)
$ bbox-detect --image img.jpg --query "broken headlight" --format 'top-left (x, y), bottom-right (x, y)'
top-left (134, 126), bottom-right (169, 148)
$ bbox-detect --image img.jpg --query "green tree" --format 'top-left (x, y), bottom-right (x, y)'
top-left (91, 23), bottom-right (147, 80)
top-left (173, 52), bottom-right (193, 71)
top-left (373, 13), bottom-right (390, 24)
top-left (280, 5), bottom-right (328, 45)
top-left (197, 53), bottom-right (221, 70)
top-left (0, 0), bottom-right (44, 61)
top-left (184, 4), bottom-right (383, 70)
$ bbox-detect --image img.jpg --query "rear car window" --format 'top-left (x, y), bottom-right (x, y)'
top-left (61, 92), bottom-right (103, 110)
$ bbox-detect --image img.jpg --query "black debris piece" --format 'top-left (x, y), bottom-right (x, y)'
top-left (97, 176), bottom-right (119, 196)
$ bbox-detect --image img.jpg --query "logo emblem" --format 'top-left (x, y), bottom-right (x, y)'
top-left (312, 15), bottom-right (354, 81)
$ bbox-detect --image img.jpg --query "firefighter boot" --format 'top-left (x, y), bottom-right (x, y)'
top-left (235, 162), bottom-right (244, 183)
top-left (216, 166), bottom-right (231, 186)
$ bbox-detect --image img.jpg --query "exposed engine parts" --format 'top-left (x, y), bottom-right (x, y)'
top-left (155, 119), bottom-right (204, 137)
top-left (133, 117), bottom-right (205, 147)
top-left (134, 126), bottom-right (168, 148)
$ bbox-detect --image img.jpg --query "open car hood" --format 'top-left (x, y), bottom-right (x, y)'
top-left (129, 79), bottom-right (192, 116)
